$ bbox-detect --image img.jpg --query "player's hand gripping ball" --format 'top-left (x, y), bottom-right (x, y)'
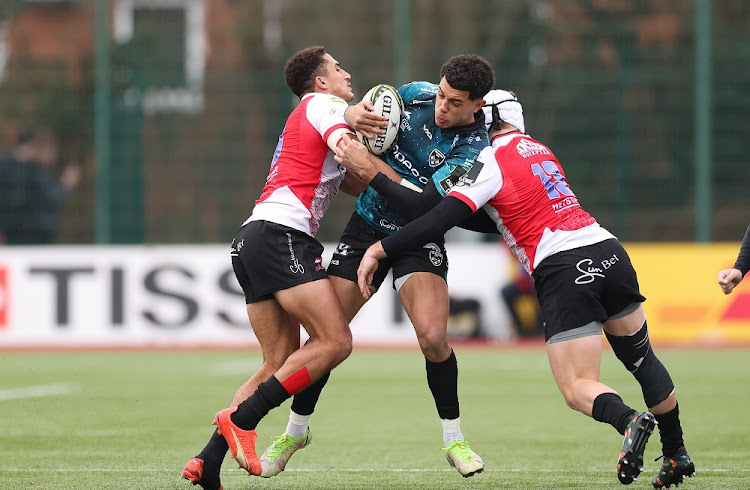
top-left (356, 84), bottom-right (403, 155)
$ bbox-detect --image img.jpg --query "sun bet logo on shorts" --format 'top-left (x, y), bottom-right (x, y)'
top-left (0, 266), bottom-right (8, 328)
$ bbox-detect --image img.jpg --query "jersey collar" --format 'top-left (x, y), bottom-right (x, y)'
top-left (490, 130), bottom-right (525, 147)
top-left (449, 110), bottom-right (486, 134)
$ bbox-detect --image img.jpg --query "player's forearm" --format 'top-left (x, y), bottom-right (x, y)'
top-left (370, 172), bottom-right (436, 220)
top-left (734, 224), bottom-right (750, 277)
top-left (340, 171), bottom-right (367, 196)
top-left (381, 196), bottom-right (473, 258)
top-left (458, 209), bottom-right (501, 234)
top-left (335, 137), bottom-right (398, 186)
top-left (367, 154), bottom-right (401, 185)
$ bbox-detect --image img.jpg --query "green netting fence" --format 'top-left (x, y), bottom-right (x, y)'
top-left (0, 0), bottom-right (747, 244)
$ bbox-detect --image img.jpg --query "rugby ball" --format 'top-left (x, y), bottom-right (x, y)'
top-left (356, 84), bottom-right (403, 155)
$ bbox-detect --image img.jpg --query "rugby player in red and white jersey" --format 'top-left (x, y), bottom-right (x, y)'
top-left (182, 46), bottom-right (397, 490)
top-left (356, 90), bottom-right (695, 488)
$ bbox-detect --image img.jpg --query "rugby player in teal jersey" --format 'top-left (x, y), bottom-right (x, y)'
top-left (260, 54), bottom-right (495, 479)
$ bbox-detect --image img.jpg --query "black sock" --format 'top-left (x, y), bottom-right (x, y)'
top-left (232, 376), bottom-right (291, 430)
top-left (191, 430), bottom-right (225, 490)
top-left (291, 371), bottom-right (330, 416)
top-left (426, 350), bottom-right (459, 420)
top-left (592, 392), bottom-right (637, 434)
top-left (655, 403), bottom-right (684, 458)
top-left (196, 429), bottom-right (228, 462)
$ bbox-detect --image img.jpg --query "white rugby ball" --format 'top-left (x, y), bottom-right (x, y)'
top-left (356, 84), bottom-right (403, 155)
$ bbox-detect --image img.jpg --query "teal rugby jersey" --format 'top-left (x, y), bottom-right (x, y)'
top-left (354, 81), bottom-right (489, 235)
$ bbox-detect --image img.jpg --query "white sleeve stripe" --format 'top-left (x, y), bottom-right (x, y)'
top-left (326, 127), bottom-right (355, 151)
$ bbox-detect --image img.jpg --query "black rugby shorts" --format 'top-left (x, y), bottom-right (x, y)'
top-left (532, 238), bottom-right (646, 342)
top-left (327, 212), bottom-right (449, 292)
top-left (231, 220), bottom-right (328, 303)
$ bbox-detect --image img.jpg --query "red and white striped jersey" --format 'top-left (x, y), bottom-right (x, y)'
top-left (244, 92), bottom-right (353, 236)
top-left (448, 131), bottom-right (615, 273)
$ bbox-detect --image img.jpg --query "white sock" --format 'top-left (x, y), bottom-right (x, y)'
top-left (441, 417), bottom-right (464, 446)
top-left (286, 410), bottom-right (311, 438)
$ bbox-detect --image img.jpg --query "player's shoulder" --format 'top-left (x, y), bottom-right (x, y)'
top-left (305, 92), bottom-right (349, 110)
top-left (477, 145), bottom-right (496, 162)
top-left (497, 132), bottom-right (555, 158)
top-left (491, 132), bottom-right (532, 149)
top-left (452, 123), bottom-right (490, 152)
top-left (461, 126), bottom-right (490, 144)
top-left (398, 81), bottom-right (438, 104)
top-left (302, 93), bottom-right (349, 123)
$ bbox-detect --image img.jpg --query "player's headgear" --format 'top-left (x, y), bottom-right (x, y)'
top-left (482, 89), bottom-right (525, 133)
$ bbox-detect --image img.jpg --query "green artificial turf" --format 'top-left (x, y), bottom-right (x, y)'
top-left (0, 348), bottom-right (747, 489)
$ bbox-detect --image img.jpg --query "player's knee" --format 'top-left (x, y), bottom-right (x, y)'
top-left (605, 321), bottom-right (651, 372)
top-left (605, 321), bottom-right (674, 407)
top-left (552, 375), bottom-right (591, 413)
top-left (558, 386), bottom-right (581, 412)
top-left (330, 331), bottom-right (353, 366)
top-left (416, 328), bottom-right (448, 358)
top-left (309, 325), bottom-right (352, 370)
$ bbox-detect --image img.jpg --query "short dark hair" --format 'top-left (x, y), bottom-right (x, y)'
top-left (284, 46), bottom-right (328, 99)
top-left (439, 54), bottom-right (495, 101)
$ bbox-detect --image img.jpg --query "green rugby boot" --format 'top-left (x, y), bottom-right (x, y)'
top-left (442, 440), bottom-right (485, 478)
top-left (259, 429), bottom-right (312, 478)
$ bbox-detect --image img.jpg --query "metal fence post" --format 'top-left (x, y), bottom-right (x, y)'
top-left (695, 0), bottom-right (713, 241)
top-left (94, 0), bottom-right (111, 244)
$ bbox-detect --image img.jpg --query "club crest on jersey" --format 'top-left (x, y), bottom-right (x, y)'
top-left (428, 149), bottom-right (445, 168)
top-left (423, 243), bottom-right (444, 266)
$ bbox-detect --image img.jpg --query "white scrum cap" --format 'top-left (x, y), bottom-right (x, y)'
top-left (482, 89), bottom-right (525, 134)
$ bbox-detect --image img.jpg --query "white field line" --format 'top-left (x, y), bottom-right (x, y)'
top-left (0, 383), bottom-right (79, 401)
top-left (0, 468), bottom-right (746, 473)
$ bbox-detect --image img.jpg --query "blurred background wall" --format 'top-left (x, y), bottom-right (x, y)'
top-left (0, 0), bottom-right (747, 245)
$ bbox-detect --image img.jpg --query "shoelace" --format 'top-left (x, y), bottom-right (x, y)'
top-left (268, 434), bottom-right (302, 459)
top-left (442, 441), bottom-right (473, 461)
